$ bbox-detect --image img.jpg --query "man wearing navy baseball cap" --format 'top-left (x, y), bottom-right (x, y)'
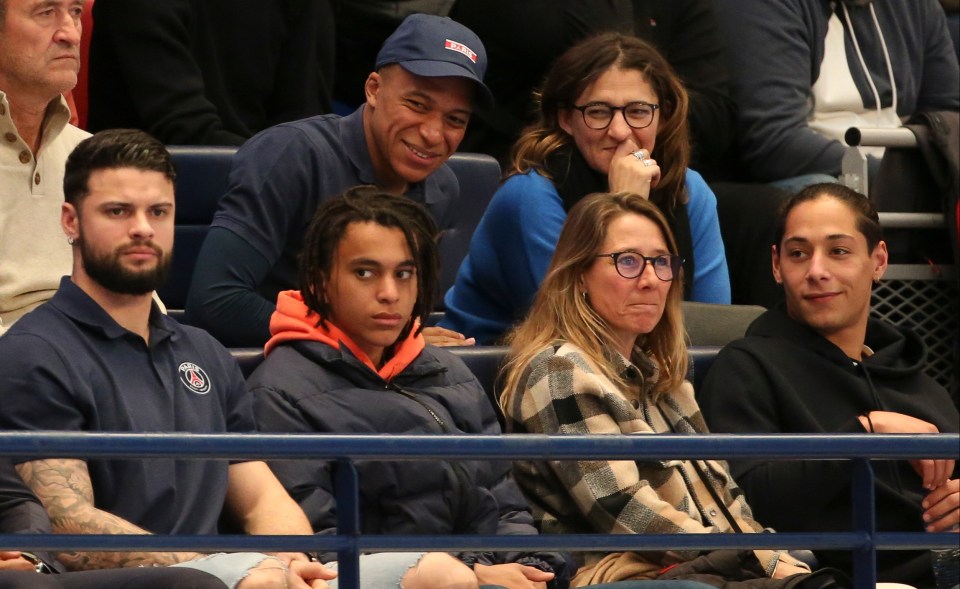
top-left (186, 14), bottom-right (491, 348)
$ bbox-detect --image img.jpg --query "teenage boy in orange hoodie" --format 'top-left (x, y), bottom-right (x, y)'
top-left (249, 186), bottom-right (572, 589)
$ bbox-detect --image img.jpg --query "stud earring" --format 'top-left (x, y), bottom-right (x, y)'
top-left (581, 291), bottom-right (588, 301)
top-left (67, 236), bottom-right (76, 245)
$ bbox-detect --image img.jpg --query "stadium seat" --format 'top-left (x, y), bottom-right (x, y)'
top-left (449, 345), bottom-right (510, 424)
top-left (231, 344), bottom-right (723, 423)
top-left (681, 302), bottom-right (765, 347)
top-left (159, 146), bottom-right (237, 310)
top-left (439, 153), bottom-right (501, 307)
top-left (233, 348), bottom-right (265, 378)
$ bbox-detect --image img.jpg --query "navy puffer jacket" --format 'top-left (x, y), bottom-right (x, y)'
top-left (249, 339), bottom-right (571, 586)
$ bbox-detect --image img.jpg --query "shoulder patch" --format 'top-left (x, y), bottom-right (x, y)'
top-left (178, 362), bottom-right (211, 394)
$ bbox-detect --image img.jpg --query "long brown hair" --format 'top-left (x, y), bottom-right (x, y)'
top-left (500, 192), bottom-right (688, 411)
top-left (509, 32), bottom-right (691, 211)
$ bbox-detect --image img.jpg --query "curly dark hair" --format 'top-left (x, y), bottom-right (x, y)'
top-left (298, 186), bottom-right (440, 341)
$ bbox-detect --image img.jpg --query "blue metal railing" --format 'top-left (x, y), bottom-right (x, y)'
top-left (1, 432), bottom-right (957, 589)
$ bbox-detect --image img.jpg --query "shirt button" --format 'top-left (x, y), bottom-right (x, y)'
top-left (35, 172), bottom-right (41, 185)
top-left (4, 132), bottom-right (16, 143)
top-left (710, 509), bottom-right (718, 517)
top-left (19, 150), bottom-right (31, 164)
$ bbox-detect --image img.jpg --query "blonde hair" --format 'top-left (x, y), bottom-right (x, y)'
top-left (500, 192), bottom-right (688, 410)
top-left (508, 32), bottom-right (691, 212)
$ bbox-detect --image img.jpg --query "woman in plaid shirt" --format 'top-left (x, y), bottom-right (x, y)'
top-left (500, 192), bottom-right (811, 587)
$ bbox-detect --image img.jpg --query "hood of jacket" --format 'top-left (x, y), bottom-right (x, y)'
top-left (265, 290), bottom-right (425, 381)
top-left (745, 305), bottom-right (927, 380)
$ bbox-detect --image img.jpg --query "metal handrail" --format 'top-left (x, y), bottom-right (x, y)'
top-left (1, 432), bottom-right (957, 589)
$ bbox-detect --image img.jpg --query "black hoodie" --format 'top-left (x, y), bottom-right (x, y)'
top-left (699, 306), bottom-right (959, 586)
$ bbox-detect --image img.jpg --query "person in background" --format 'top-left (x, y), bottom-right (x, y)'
top-left (499, 192), bottom-right (808, 586)
top-left (450, 0), bottom-right (737, 181)
top-left (250, 187), bottom-right (572, 589)
top-left (87, 0), bottom-right (334, 145)
top-left (0, 0), bottom-right (89, 336)
top-left (441, 33), bottom-right (729, 345)
top-left (717, 0), bottom-right (959, 191)
top-left (699, 183), bottom-right (959, 585)
top-left (185, 13), bottom-right (488, 348)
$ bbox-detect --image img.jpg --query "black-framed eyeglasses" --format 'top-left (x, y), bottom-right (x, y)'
top-left (571, 101), bottom-right (660, 130)
top-left (595, 251), bottom-right (683, 281)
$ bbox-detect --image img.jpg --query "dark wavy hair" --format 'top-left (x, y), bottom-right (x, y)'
top-left (64, 129), bottom-right (175, 208)
top-left (509, 32), bottom-right (691, 211)
top-left (298, 186), bottom-right (440, 341)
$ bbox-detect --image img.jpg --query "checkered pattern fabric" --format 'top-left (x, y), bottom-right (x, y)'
top-left (505, 342), bottom-right (790, 576)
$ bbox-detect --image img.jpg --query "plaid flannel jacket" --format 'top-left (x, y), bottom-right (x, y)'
top-left (505, 341), bottom-right (792, 576)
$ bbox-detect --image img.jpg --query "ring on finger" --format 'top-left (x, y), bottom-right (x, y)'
top-left (632, 150), bottom-right (645, 161)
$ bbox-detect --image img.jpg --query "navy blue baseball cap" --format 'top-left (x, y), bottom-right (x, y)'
top-left (375, 14), bottom-right (493, 107)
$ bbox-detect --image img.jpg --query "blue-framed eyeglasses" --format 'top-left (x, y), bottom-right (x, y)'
top-left (595, 251), bottom-right (683, 281)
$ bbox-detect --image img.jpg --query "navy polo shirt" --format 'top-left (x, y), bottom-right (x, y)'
top-left (0, 277), bottom-right (255, 536)
top-left (210, 105), bottom-right (458, 299)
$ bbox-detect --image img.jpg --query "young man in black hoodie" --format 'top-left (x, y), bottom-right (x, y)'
top-left (699, 183), bottom-right (959, 586)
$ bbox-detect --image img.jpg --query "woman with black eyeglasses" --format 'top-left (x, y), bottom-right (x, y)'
top-left (438, 33), bottom-right (730, 346)
top-left (499, 192), bottom-right (810, 587)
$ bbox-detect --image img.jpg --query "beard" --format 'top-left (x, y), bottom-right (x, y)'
top-left (80, 238), bottom-right (171, 295)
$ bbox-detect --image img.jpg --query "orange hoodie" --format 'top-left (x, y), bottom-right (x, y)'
top-left (264, 290), bottom-right (425, 382)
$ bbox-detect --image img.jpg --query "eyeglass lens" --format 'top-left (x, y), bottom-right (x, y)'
top-left (581, 102), bottom-right (655, 129)
top-left (614, 253), bottom-right (678, 281)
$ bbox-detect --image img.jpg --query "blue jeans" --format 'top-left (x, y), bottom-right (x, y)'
top-left (325, 552), bottom-right (425, 589)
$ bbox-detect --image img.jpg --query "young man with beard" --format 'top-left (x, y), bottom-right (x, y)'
top-left (0, 129), bottom-right (334, 589)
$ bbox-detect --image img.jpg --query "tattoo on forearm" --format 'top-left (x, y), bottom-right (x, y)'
top-left (16, 459), bottom-right (202, 570)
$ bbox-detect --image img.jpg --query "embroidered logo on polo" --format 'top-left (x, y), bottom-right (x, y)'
top-left (178, 362), bottom-right (211, 394)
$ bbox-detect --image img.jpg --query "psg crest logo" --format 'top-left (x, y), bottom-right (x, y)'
top-left (178, 362), bottom-right (211, 394)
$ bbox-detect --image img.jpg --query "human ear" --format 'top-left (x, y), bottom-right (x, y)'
top-left (771, 245), bottom-right (783, 285)
top-left (558, 108), bottom-right (575, 136)
top-left (872, 240), bottom-right (889, 282)
top-left (364, 72), bottom-right (382, 107)
top-left (61, 202), bottom-right (80, 243)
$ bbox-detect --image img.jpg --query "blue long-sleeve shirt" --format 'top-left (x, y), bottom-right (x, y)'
top-left (441, 169), bottom-right (730, 344)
